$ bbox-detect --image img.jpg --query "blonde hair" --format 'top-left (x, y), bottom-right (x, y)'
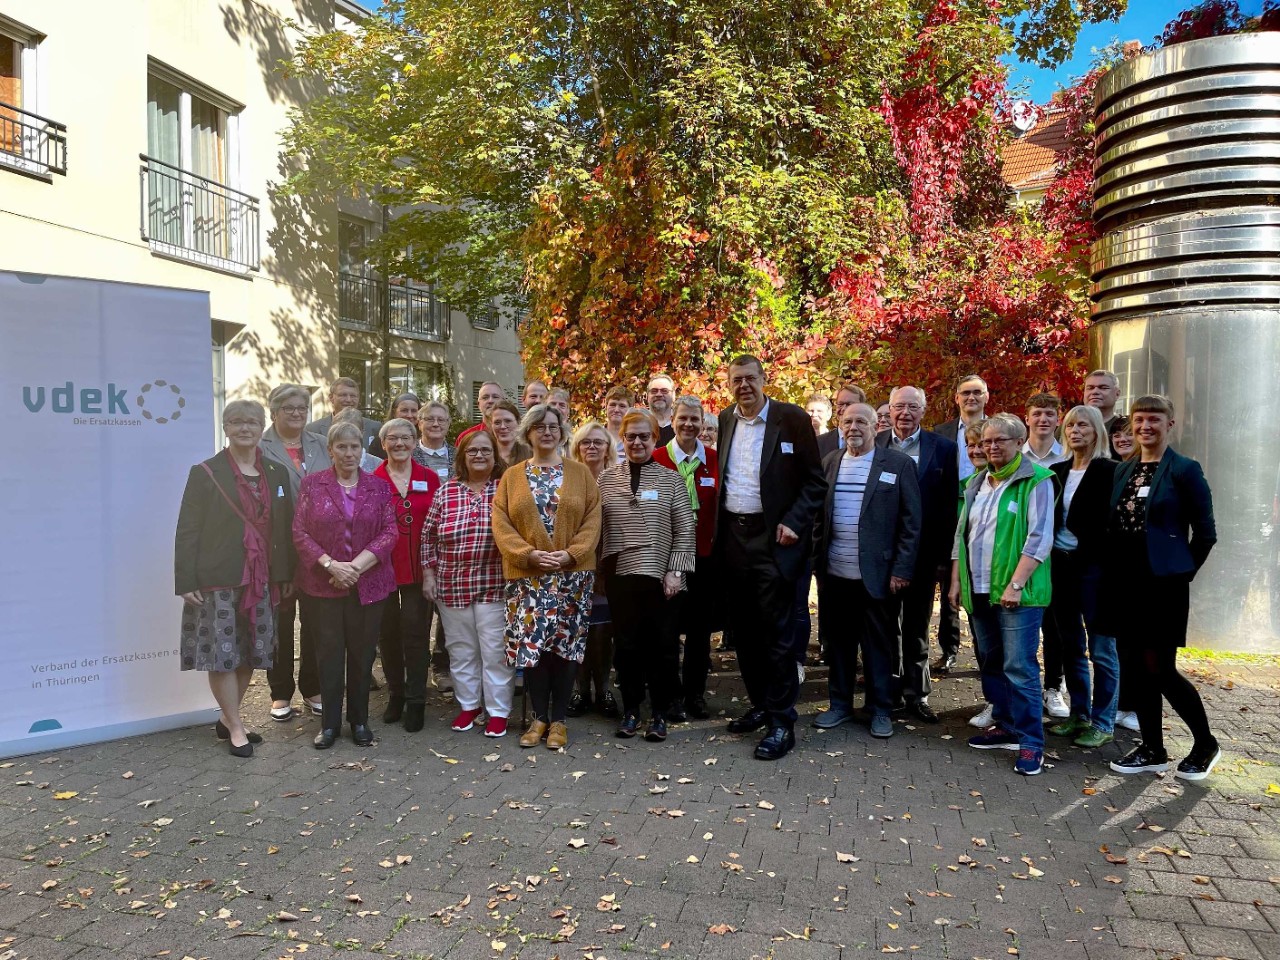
top-left (1061, 405), bottom-right (1110, 461)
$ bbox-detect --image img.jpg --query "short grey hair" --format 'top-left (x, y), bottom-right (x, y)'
top-left (517, 402), bottom-right (566, 445)
top-left (984, 411), bottom-right (1027, 443)
top-left (327, 420), bottom-right (364, 448)
top-left (418, 400), bottom-right (450, 420)
top-left (673, 394), bottom-right (703, 418)
top-left (267, 384), bottom-right (309, 416)
top-left (223, 399), bottom-right (265, 425)
top-left (333, 407), bottom-right (363, 425)
top-left (378, 417), bottom-right (418, 443)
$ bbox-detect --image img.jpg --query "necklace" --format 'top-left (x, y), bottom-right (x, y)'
top-left (337, 476), bottom-right (359, 489)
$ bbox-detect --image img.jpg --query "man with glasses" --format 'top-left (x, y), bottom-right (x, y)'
top-left (306, 377), bottom-right (381, 450)
top-left (413, 401), bottom-right (455, 482)
top-left (458, 381), bottom-right (507, 442)
top-left (818, 384), bottom-right (868, 459)
top-left (876, 386), bottom-right (958, 721)
top-left (647, 374), bottom-right (678, 445)
top-left (716, 355), bottom-right (826, 760)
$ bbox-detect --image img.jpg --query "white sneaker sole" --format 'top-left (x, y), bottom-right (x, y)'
top-left (270, 708), bottom-right (294, 722)
top-left (1175, 748), bottom-right (1221, 781)
top-left (968, 711), bottom-right (994, 728)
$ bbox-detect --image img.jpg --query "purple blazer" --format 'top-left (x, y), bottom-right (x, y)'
top-left (292, 469), bottom-right (398, 605)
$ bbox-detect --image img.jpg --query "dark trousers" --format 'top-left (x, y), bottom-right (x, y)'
top-left (576, 622), bottom-right (614, 700)
top-left (379, 585), bottom-right (437, 704)
top-left (785, 560), bottom-right (814, 666)
top-left (1119, 642), bottom-right (1213, 752)
top-left (304, 593), bottom-right (386, 731)
top-left (935, 565), bottom-right (961, 657)
top-left (525, 653), bottom-right (577, 723)
top-left (609, 574), bottom-right (677, 718)
top-left (1041, 605), bottom-right (1064, 690)
top-left (821, 575), bottom-right (900, 714)
top-left (267, 594), bottom-right (320, 702)
top-left (719, 513), bottom-right (798, 729)
top-left (894, 574), bottom-right (935, 703)
top-left (663, 555), bottom-right (715, 705)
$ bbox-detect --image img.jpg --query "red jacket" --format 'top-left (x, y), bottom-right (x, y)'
top-left (373, 460), bottom-right (441, 585)
top-left (653, 442), bottom-right (719, 557)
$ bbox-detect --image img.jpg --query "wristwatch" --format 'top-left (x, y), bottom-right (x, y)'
top-left (322, 557), bottom-right (333, 569)
top-left (1009, 580), bottom-right (1024, 591)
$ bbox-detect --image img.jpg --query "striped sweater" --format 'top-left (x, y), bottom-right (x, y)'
top-left (597, 461), bottom-right (697, 580)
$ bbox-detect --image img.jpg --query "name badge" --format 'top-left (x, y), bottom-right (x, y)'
top-left (1007, 501), bottom-right (1019, 515)
top-left (411, 480), bottom-right (430, 493)
top-left (276, 485), bottom-right (285, 498)
top-left (436, 468), bottom-right (450, 481)
top-left (781, 442), bottom-right (794, 454)
top-left (699, 476), bottom-right (716, 487)
top-left (1137, 486), bottom-right (1150, 498)
top-left (880, 472), bottom-right (897, 485)
top-left (639, 490), bottom-right (659, 501)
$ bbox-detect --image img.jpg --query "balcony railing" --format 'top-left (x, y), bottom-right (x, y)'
top-left (0, 101), bottom-right (67, 177)
top-left (339, 272), bottom-right (450, 343)
top-left (139, 154), bottom-right (260, 273)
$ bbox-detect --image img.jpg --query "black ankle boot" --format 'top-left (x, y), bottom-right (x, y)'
top-left (383, 695), bottom-right (404, 724)
top-left (402, 703), bottom-right (425, 732)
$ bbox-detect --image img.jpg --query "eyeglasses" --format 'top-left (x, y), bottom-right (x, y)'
top-left (226, 419), bottom-right (263, 428)
top-left (578, 438), bottom-right (608, 447)
top-left (531, 423), bottom-right (561, 434)
top-left (465, 448), bottom-right (494, 458)
top-left (979, 437), bottom-right (1017, 449)
top-left (384, 435), bottom-right (416, 445)
top-left (280, 405), bottom-right (308, 415)
top-left (420, 416), bottom-right (449, 425)
top-left (623, 433), bottom-right (653, 443)
top-left (889, 402), bottom-right (922, 412)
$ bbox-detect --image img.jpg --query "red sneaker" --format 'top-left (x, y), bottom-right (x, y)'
top-left (484, 717), bottom-right (508, 738)
top-left (451, 708), bottom-right (482, 732)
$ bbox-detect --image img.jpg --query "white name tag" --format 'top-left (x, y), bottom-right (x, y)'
top-left (699, 476), bottom-right (716, 487)
top-left (781, 442), bottom-right (794, 454)
top-left (411, 480), bottom-right (430, 493)
top-left (639, 489), bottom-right (659, 501)
top-left (436, 468), bottom-right (450, 481)
top-left (1138, 486), bottom-right (1150, 498)
top-left (880, 472), bottom-right (897, 484)
top-left (276, 485), bottom-right (285, 498)
top-left (1007, 501), bottom-right (1019, 515)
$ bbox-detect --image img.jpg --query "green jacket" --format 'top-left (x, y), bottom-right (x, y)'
top-left (956, 458), bottom-right (1054, 612)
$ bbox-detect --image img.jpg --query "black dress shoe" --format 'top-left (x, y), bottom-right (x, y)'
top-left (350, 723), bottom-right (374, 747)
top-left (644, 716), bottom-right (668, 742)
top-left (665, 701), bottom-right (687, 723)
top-left (382, 695), bottom-right (405, 724)
top-left (215, 720), bottom-right (262, 743)
top-left (934, 654), bottom-right (957, 675)
top-left (908, 701), bottom-right (940, 724)
top-left (402, 703), bottom-right (425, 733)
top-left (727, 708), bottom-right (768, 734)
top-left (566, 692), bottom-right (588, 718)
top-left (599, 691), bottom-right (620, 718)
top-left (228, 740), bottom-right (253, 758)
top-left (754, 726), bottom-right (795, 761)
top-left (687, 697), bottom-right (710, 720)
top-left (616, 713), bottom-right (639, 738)
top-left (313, 729), bottom-right (337, 750)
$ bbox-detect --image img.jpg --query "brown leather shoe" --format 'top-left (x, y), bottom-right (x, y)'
top-left (519, 720), bottom-right (548, 748)
top-left (546, 721), bottom-right (568, 750)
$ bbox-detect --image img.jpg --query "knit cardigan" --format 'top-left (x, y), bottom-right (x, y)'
top-left (492, 458), bottom-right (602, 580)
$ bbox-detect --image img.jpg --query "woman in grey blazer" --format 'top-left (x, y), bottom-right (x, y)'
top-left (260, 384), bottom-right (332, 722)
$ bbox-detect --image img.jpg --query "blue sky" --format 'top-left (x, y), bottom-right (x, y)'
top-left (1004, 1), bottom-right (1267, 103)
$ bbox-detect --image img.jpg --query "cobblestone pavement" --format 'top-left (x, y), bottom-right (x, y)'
top-left (2, 642), bottom-right (1278, 960)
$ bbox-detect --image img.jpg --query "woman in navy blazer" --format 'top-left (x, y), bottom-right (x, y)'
top-left (1103, 395), bottom-right (1219, 781)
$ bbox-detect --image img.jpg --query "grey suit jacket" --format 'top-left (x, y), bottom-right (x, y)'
top-left (260, 426), bottom-right (332, 499)
top-left (812, 446), bottom-right (922, 599)
top-left (305, 414), bottom-right (381, 451)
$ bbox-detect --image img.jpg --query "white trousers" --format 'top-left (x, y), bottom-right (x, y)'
top-left (437, 601), bottom-right (514, 718)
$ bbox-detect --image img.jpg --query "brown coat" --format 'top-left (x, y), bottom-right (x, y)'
top-left (492, 458), bottom-right (602, 580)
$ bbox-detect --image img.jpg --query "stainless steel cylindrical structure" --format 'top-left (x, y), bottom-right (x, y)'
top-left (1090, 34), bottom-right (1280, 652)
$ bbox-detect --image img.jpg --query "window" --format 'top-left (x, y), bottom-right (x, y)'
top-left (470, 298), bottom-right (500, 331)
top-left (0, 17), bottom-right (64, 177)
top-left (338, 218), bottom-right (382, 331)
top-left (389, 360), bottom-right (449, 407)
top-left (142, 65), bottom-right (258, 272)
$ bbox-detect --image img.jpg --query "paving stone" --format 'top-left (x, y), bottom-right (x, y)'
top-left (1179, 922), bottom-right (1265, 959)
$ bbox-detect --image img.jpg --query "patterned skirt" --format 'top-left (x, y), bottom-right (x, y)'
top-left (180, 586), bottom-right (277, 672)
top-left (504, 571), bottom-right (595, 668)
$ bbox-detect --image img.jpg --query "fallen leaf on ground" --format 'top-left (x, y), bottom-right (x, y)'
top-left (757, 800), bottom-right (775, 810)
top-left (53, 791), bottom-right (77, 800)
top-left (568, 838), bottom-right (587, 849)
top-left (836, 852), bottom-right (858, 863)
top-left (708, 923), bottom-right (736, 935)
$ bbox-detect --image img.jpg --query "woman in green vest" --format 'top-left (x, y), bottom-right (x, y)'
top-left (948, 413), bottom-right (1056, 776)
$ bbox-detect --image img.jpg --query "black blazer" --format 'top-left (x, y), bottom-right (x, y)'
top-left (174, 453), bottom-right (296, 595)
top-left (875, 429), bottom-right (958, 573)
top-left (1108, 446), bottom-right (1216, 577)
top-left (812, 446), bottom-right (922, 599)
top-left (716, 398), bottom-right (827, 581)
top-left (305, 413), bottom-right (382, 450)
top-left (1051, 458), bottom-right (1118, 561)
top-left (817, 429), bottom-right (842, 459)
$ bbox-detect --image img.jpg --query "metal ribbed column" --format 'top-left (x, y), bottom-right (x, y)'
top-left (1089, 34), bottom-right (1280, 651)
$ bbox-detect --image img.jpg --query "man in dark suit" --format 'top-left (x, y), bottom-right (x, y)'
top-left (306, 377), bottom-right (381, 451)
top-left (813, 403), bottom-right (921, 737)
top-left (878, 386), bottom-right (958, 722)
top-left (930, 373), bottom-right (989, 672)
top-left (716, 355), bottom-right (826, 760)
top-left (817, 384), bottom-right (868, 460)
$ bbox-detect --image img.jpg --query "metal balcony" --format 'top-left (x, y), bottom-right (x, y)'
top-left (139, 154), bottom-right (260, 273)
top-left (339, 273), bottom-right (451, 342)
top-left (0, 101), bottom-right (67, 177)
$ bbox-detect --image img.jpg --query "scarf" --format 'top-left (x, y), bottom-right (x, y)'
top-left (226, 449), bottom-right (275, 625)
top-left (666, 439), bottom-right (700, 513)
top-left (628, 457), bottom-right (653, 498)
top-left (987, 451), bottom-right (1023, 483)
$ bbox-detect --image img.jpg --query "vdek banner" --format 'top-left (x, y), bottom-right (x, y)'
top-left (0, 272), bottom-right (217, 759)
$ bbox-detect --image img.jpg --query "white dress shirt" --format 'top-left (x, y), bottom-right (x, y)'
top-left (1022, 438), bottom-right (1069, 466)
top-left (723, 399), bottom-right (769, 515)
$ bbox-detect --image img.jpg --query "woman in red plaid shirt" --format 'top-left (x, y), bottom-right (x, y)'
top-left (420, 428), bottom-right (513, 738)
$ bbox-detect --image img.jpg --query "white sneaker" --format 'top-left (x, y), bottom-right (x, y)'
top-left (968, 703), bottom-right (994, 728)
top-left (1043, 688), bottom-right (1069, 719)
top-left (1115, 710), bottom-right (1141, 732)
top-left (797, 663), bottom-right (806, 684)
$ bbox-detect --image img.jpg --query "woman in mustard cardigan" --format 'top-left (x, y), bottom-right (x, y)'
top-left (492, 403), bottom-right (602, 750)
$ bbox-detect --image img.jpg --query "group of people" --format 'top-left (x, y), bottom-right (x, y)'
top-left (175, 361), bottom-right (1220, 782)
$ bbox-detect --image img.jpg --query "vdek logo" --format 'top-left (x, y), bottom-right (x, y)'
top-left (21, 379), bottom-right (186, 424)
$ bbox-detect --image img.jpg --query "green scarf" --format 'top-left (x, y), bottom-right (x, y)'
top-left (987, 451), bottom-right (1022, 483)
top-left (666, 439), bottom-right (700, 513)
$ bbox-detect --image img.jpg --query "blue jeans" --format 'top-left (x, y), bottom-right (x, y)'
top-left (1049, 551), bottom-right (1118, 732)
top-left (968, 594), bottom-right (1044, 752)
